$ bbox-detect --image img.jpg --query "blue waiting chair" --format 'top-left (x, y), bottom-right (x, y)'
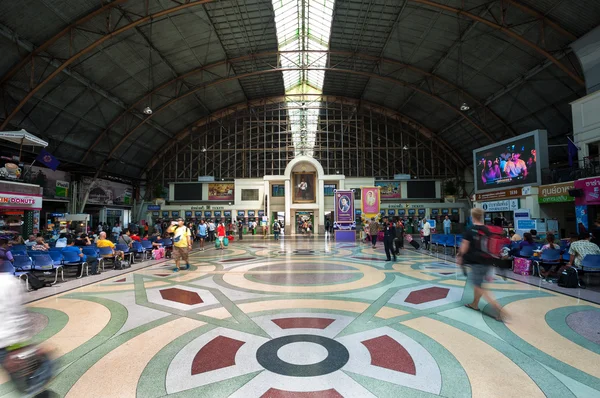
top-left (10, 250), bottom-right (27, 256)
top-left (12, 255), bottom-right (33, 272)
top-left (10, 245), bottom-right (27, 252)
top-left (32, 254), bottom-right (63, 285)
top-left (98, 247), bottom-right (117, 269)
top-left (562, 252), bottom-right (571, 262)
top-left (581, 255), bottom-right (600, 272)
top-left (533, 249), bottom-right (561, 277)
top-left (162, 239), bottom-right (173, 258)
top-left (0, 260), bottom-right (31, 290)
top-left (131, 241), bottom-right (147, 261)
top-left (48, 250), bottom-right (63, 266)
top-left (115, 244), bottom-right (133, 263)
top-left (518, 246), bottom-right (535, 259)
top-left (62, 251), bottom-right (88, 278)
top-left (453, 235), bottom-right (463, 256)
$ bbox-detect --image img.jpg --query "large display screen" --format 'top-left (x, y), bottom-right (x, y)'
top-left (173, 183), bottom-right (202, 201)
top-left (473, 130), bottom-right (547, 193)
top-left (406, 181), bottom-right (436, 199)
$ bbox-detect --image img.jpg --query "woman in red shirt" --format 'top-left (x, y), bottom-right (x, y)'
top-left (217, 223), bottom-right (226, 250)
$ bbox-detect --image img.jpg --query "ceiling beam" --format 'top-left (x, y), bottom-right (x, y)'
top-left (81, 50), bottom-right (509, 162)
top-left (0, 0), bottom-right (583, 134)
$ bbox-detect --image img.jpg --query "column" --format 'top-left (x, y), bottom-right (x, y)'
top-left (285, 179), bottom-right (291, 233)
top-left (318, 179), bottom-right (325, 234)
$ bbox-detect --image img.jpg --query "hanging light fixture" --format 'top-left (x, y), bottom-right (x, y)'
top-left (460, 102), bottom-right (470, 111)
top-left (143, 19), bottom-right (154, 116)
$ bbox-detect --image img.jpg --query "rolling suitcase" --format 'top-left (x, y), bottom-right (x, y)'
top-left (405, 234), bottom-right (420, 250)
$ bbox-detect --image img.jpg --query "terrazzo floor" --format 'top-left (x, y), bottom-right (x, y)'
top-left (2, 239), bottom-right (600, 397)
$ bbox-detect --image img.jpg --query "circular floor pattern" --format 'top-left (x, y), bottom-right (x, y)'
top-left (256, 334), bottom-right (350, 377)
top-left (277, 342), bottom-right (329, 365)
top-left (566, 310), bottom-right (600, 344)
top-left (247, 272), bottom-right (361, 286)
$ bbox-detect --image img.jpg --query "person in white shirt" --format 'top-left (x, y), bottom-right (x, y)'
top-left (112, 223), bottom-right (122, 243)
top-left (208, 221), bottom-right (216, 242)
top-left (443, 216), bottom-right (452, 235)
top-left (0, 271), bottom-right (31, 368)
top-left (24, 235), bottom-right (37, 247)
top-left (422, 219), bottom-right (431, 250)
top-left (54, 233), bottom-right (68, 248)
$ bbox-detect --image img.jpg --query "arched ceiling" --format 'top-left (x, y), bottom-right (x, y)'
top-left (0, 0), bottom-right (597, 179)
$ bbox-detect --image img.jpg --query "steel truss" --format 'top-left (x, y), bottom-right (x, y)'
top-left (148, 98), bottom-right (463, 186)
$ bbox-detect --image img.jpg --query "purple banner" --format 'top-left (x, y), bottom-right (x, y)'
top-left (334, 190), bottom-right (354, 223)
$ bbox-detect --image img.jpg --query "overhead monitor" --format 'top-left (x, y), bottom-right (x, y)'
top-left (473, 130), bottom-right (548, 193)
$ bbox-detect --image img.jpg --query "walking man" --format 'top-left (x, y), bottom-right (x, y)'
top-left (197, 219), bottom-right (207, 251)
top-left (369, 218), bottom-right (379, 248)
top-left (237, 220), bottom-right (243, 241)
top-left (208, 220), bottom-right (216, 242)
top-left (168, 218), bottom-right (191, 272)
top-left (111, 223), bottom-right (122, 243)
top-left (273, 220), bottom-right (281, 241)
top-left (325, 218), bottom-right (331, 240)
top-left (394, 220), bottom-right (404, 254)
top-left (457, 208), bottom-right (507, 321)
top-left (383, 218), bottom-right (397, 261)
top-left (443, 215), bottom-right (452, 235)
top-left (422, 218), bottom-right (431, 251)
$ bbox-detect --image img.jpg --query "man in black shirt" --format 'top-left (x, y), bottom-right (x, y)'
top-left (457, 208), bottom-right (507, 321)
top-left (382, 217), bottom-right (397, 261)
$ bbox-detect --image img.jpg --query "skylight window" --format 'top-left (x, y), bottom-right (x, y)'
top-left (272, 0), bottom-right (335, 156)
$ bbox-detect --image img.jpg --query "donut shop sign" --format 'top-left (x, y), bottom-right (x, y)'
top-left (0, 193), bottom-right (42, 209)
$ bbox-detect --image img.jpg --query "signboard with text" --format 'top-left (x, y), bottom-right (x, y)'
top-left (475, 187), bottom-right (529, 201)
top-left (538, 182), bottom-right (574, 203)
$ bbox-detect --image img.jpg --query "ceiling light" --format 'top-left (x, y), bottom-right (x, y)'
top-left (403, 145), bottom-right (408, 150)
top-left (460, 102), bottom-right (470, 111)
top-left (143, 106), bottom-right (153, 115)
top-left (201, 146), bottom-right (206, 152)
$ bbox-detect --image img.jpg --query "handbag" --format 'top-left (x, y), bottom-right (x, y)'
top-left (2, 345), bottom-right (54, 394)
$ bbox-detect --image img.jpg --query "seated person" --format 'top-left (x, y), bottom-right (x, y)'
top-left (118, 230), bottom-right (133, 248)
top-left (541, 233), bottom-right (560, 251)
top-left (519, 233), bottom-right (535, 250)
top-left (529, 229), bottom-right (538, 241)
top-left (31, 237), bottom-right (49, 251)
top-left (55, 233), bottom-right (68, 248)
top-left (142, 233), bottom-right (149, 241)
top-left (0, 238), bottom-right (14, 262)
top-left (10, 235), bottom-right (25, 245)
top-left (510, 232), bottom-right (522, 242)
top-left (96, 232), bottom-right (124, 260)
top-left (130, 231), bottom-right (141, 243)
top-left (62, 238), bottom-right (100, 275)
top-left (152, 235), bottom-right (164, 248)
top-left (75, 233), bottom-right (92, 247)
top-left (24, 235), bottom-right (37, 247)
top-left (567, 233), bottom-right (600, 270)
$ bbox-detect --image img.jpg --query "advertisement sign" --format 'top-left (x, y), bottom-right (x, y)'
top-left (575, 205), bottom-right (588, 233)
top-left (0, 193), bottom-right (42, 210)
top-left (80, 177), bottom-right (132, 206)
top-left (477, 199), bottom-right (519, 212)
top-left (538, 182), bottom-right (575, 203)
top-left (473, 130), bottom-right (547, 192)
top-left (575, 177), bottom-right (600, 205)
top-left (334, 190), bottom-right (354, 223)
top-left (375, 181), bottom-right (401, 199)
top-left (361, 187), bottom-right (380, 217)
top-left (23, 166), bottom-right (70, 200)
top-left (208, 183), bottom-right (234, 201)
top-left (475, 188), bottom-right (527, 201)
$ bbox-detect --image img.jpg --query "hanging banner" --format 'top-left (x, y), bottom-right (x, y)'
top-left (361, 187), bottom-right (380, 219)
top-left (334, 190), bottom-right (354, 223)
top-left (208, 183), bottom-right (234, 201)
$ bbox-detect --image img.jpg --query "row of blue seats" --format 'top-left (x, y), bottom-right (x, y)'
top-left (430, 234), bottom-right (463, 255)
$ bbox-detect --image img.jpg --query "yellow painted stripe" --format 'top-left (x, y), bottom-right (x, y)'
top-left (66, 318), bottom-right (203, 398)
top-left (404, 317), bottom-right (545, 398)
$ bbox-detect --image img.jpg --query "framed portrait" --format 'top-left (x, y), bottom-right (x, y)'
top-left (292, 172), bottom-right (316, 203)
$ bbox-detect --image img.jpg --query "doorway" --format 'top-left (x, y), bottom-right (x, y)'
top-left (295, 211), bottom-right (314, 235)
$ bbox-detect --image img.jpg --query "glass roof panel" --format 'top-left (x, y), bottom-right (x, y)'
top-left (272, 0), bottom-right (335, 156)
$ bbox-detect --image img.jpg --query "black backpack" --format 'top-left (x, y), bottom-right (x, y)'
top-left (24, 273), bottom-right (46, 290)
top-left (558, 267), bottom-right (580, 288)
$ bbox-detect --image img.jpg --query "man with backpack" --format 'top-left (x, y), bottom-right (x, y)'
top-left (273, 220), bottom-right (281, 241)
top-left (457, 208), bottom-right (507, 322)
top-left (325, 218), bottom-right (331, 240)
top-left (167, 218), bottom-right (192, 272)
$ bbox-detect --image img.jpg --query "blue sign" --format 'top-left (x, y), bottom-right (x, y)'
top-left (388, 209), bottom-right (395, 216)
top-left (148, 205), bottom-right (161, 211)
top-left (355, 209), bottom-right (362, 215)
top-left (214, 211), bottom-right (222, 217)
top-left (408, 209), bottom-right (416, 215)
top-left (171, 211), bottom-right (179, 217)
top-left (185, 211), bottom-right (192, 217)
top-left (237, 210), bottom-right (245, 217)
top-left (431, 209), bottom-right (439, 215)
top-left (398, 209), bottom-right (406, 216)
top-left (248, 210), bottom-right (255, 216)
top-left (516, 219), bottom-right (536, 231)
top-left (442, 208), bottom-right (449, 215)
top-left (162, 211), bottom-right (169, 218)
top-left (195, 211), bottom-right (203, 217)
top-left (451, 208), bottom-right (459, 214)
top-left (49, 213), bottom-right (64, 217)
top-left (380, 209), bottom-right (386, 215)
top-left (224, 211), bottom-right (231, 217)
top-left (204, 211), bottom-right (212, 217)
top-left (258, 210), bottom-right (265, 217)
top-left (152, 211), bottom-right (159, 217)
top-left (418, 209), bottom-right (425, 216)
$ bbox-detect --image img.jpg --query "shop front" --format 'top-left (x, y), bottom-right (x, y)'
top-left (538, 181), bottom-right (576, 238)
top-left (0, 185), bottom-right (43, 239)
top-left (573, 176), bottom-right (600, 232)
top-left (473, 187), bottom-right (539, 229)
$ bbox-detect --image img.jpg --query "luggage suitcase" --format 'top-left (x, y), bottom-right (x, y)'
top-left (409, 240), bottom-right (420, 250)
top-left (512, 257), bottom-right (532, 276)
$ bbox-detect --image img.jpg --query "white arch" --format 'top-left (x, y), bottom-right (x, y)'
top-left (283, 155), bottom-right (325, 180)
